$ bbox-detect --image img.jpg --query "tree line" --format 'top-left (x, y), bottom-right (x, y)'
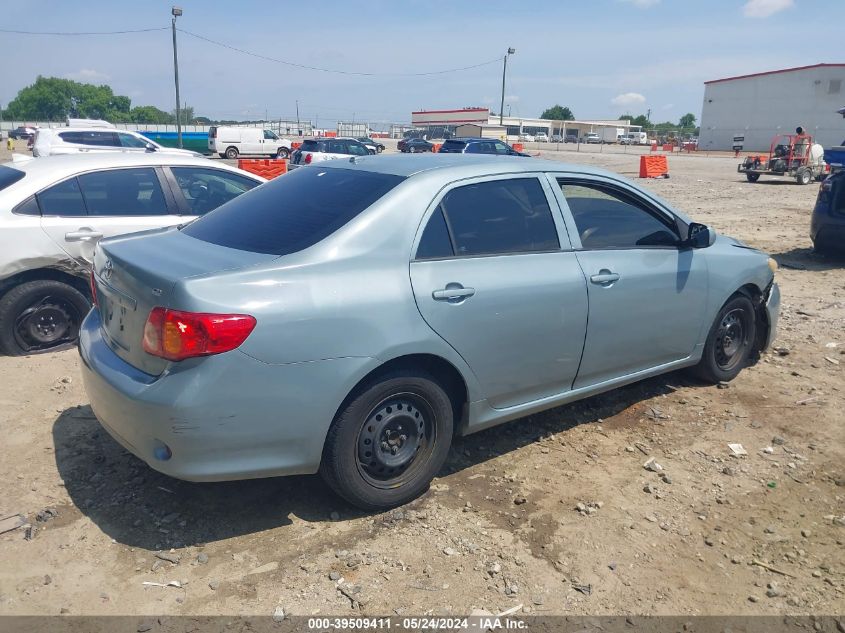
top-left (538, 104), bottom-right (699, 133)
top-left (0, 76), bottom-right (243, 125)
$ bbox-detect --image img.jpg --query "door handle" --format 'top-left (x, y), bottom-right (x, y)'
top-left (65, 229), bottom-right (104, 242)
top-left (590, 270), bottom-right (620, 285)
top-left (432, 285), bottom-right (475, 301)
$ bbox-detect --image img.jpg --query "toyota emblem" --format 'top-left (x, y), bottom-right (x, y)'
top-left (102, 259), bottom-right (113, 280)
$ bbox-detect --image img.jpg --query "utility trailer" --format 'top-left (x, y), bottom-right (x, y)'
top-left (738, 133), bottom-right (828, 185)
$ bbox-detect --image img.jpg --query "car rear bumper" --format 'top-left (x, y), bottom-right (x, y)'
top-left (78, 308), bottom-right (374, 482)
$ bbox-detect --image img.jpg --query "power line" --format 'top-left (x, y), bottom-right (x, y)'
top-left (176, 28), bottom-right (502, 77)
top-left (0, 27), bottom-right (168, 35)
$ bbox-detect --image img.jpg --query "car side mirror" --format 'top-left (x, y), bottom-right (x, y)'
top-left (145, 142), bottom-right (157, 152)
top-left (685, 222), bottom-right (716, 248)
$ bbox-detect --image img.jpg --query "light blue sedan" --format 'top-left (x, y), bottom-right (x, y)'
top-left (79, 155), bottom-right (780, 509)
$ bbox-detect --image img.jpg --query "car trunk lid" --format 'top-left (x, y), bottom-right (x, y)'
top-left (93, 227), bottom-right (275, 376)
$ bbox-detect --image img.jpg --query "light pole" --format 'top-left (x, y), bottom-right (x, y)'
top-left (499, 47), bottom-right (515, 126)
top-left (171, 6), bottom-right (183, 148)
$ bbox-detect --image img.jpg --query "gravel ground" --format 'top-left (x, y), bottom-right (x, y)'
top-left (0, 142), bottom-right (843, 618)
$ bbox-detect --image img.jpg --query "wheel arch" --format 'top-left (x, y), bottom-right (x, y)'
top-left (0, 266), bottom-right (91, 302)
top-left (329, 353), bottom-right (470, 439)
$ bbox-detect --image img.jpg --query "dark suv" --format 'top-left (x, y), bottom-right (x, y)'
top-left (437, 138), bottom-right (529, 156)
top-left (811, 169), bottom-right (845, 254)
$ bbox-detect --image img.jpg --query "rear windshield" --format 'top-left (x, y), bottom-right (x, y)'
top-left (300, 140), bottom-right (323, 151)
top-left (182, 167), bottom-right (405, 256)
top-left (439, 140), bottom-right (467, 153)
top-left (0, 165), bottom-right (25, 191)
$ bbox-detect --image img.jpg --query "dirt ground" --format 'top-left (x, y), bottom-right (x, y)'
top-left (0, 143), bottom-right (843, 619)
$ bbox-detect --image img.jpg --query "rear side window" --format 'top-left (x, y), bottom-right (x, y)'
top-left (182, 167), bottom-right (405, 255)
top-left (439, 140), bottom-right (467, 153)
top-left (78, 168), bottom-right (168, 216)
top-left (0, 165), bottom-right (25, 191)
top-left (416, 207), bottom-right (453, 259)
top-left (37, 178), bottom-right (87, 216)
top-left (438, 178), bottom-right (559, 257)
top-left (59, 131), bottom-right (118, 147)
top-left (301, 140), bottom-right (321, 151)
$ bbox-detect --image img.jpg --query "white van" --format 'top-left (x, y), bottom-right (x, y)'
top-left (208, 127), bottom-right (292, 159)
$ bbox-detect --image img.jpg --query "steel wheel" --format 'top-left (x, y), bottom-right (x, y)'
top-left (355, 393), bottom-right (435, 490)
top-left (714, 309), bottom-right (749, 371)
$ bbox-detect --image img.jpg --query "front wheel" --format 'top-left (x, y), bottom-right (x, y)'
top-left (320, 370), bottom-right (454, 510)
top-left (796, 169), bottom-right (811, 185)
top-left (276, 147), bottom-right (290, 159)
top-left (691, 294), bottom-right (757, 384)
top-left (746, 173), bottom-right (760, 182)
top-left (0, 280), bottom-right (91, 356)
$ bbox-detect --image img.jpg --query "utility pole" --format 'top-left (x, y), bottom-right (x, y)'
top-left (296, 100), bottom-right (300, 135)
top-left (499, 47), bottom-right (515, 126)
top-left (171, 6), bottom-right (183, 148)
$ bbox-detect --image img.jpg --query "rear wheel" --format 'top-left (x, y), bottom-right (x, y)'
top-left (796, 169), bottom-right (811, 185)
top-left (692, 294), bottom-right (757, 384)
top-left (0, 280), bottom-right (90, 356)
top-left (320, 370), bottom-right (454, 510)
top-left (745, 173), bottom-right (760, 183)
top-left (225, 146), bottom-right (238, 160)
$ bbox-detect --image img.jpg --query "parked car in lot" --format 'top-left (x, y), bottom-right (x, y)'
top-left (518, 133), bottom-right (536, 143)
top-left (584, 133), bottom-right (602, 144)
top-left (550, 134), bottom-right (563, 143)
top-left (437, 138), bottom-right (529, 156)
top-left (32, 128), bottom-right (200, 158)
top-left (401, 138), bottom-right (435, 153)
top-left (357, 137), bottom-right (385, 154)
top-left (811, 169), bottom-right (845, 254)
top-left (535, 132), bottom-right (549, 143)
top-left (565, 133), bottom-right (579, 144)
top-left (0, 153), bottom-right (263, 355)
top-left (208, 126), bottom-right (292, 159)
top-left (80, 154), bottom-right (780, 510)
top-left (9, 126), bottom-right (37, 141)
top-left (290, 138), bottom-right (370, 166)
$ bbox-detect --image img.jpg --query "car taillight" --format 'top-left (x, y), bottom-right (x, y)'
top-left (89, 270), bottom-right (98, 307)
top-left (142, 307), bottom-right (256, 362)
top-left (304, 153), bottom-right (312, 164)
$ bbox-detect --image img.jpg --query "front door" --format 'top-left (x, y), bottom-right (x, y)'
top-left (410, 175), bottom-right (588, 409)
top-left (553, 177), bottom-right (709, 388)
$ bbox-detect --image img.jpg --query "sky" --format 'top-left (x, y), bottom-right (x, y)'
top-left (2, 0), bottom-right (843, 129)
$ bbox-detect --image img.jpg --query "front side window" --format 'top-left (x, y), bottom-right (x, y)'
top-left (263, 130), bottom-right (279, 140)
top-left (182, 167), bottom-right (405, 255)
top-left (171, 167), bottom-right (260, 215)
top-left (559, 181), bottom-right (679, 249)
top-left (78, 168), bottom-right (168, 216)
top-left (493, 142), bottom-right (511, 155)
top-left (439, 178), bottom-right (559, 257)
top-left (118, 132), bottom-right (149, 148)
top-left (37, 178), bottom-right (87, 217)
top-left (347, 142), bottom-right (369, 156)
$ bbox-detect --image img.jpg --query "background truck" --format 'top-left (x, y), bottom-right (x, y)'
top-left (600, 127), bottom-right (625, 144)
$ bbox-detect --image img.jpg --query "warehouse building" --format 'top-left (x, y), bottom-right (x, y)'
top-left (409, 108), bottom-right (641, 141)
top-left (699, 63), bottom-right (845, 151)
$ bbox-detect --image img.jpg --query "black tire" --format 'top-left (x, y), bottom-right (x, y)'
top-left (746, 173), bottom-right (760, 183)
top-left (0, 280), bottom-right (90, 356)
top-left (276, 147), bottom-right (290, 159)
top-left (218, 153), bottom-right (227, 159)
top-left (692, 294), bottom-right (757, 384)
top-left (797, 169), bottom-right (811, 185)
top-left (224, 146), bottom-right (238, 160)
top-left (320, 370), bottom-right (454, 510)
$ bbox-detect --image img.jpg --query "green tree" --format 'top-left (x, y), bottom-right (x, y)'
top-left (540, 105), bottom-right (574, 120)
top-left (130, 105), bottom-right (175, 124)
top-left (679, 113), bottom-right (697, 128)
top-left (4, 76), bottom-right (132, 121)
top-left (619, 113), bottom-right (650, 128)
top-left (172, 105), bottom-right (195, 125)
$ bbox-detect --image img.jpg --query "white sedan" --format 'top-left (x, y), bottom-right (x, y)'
top-left (0, 152), bottom-right (264, 355)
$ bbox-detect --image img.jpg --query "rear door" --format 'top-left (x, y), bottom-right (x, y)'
top-left (552, 176), bottom-right (709, 388)
top-left (410, 174), bottom-right (588, 410)
top-left (38, 167), bottom-right (182, 268)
